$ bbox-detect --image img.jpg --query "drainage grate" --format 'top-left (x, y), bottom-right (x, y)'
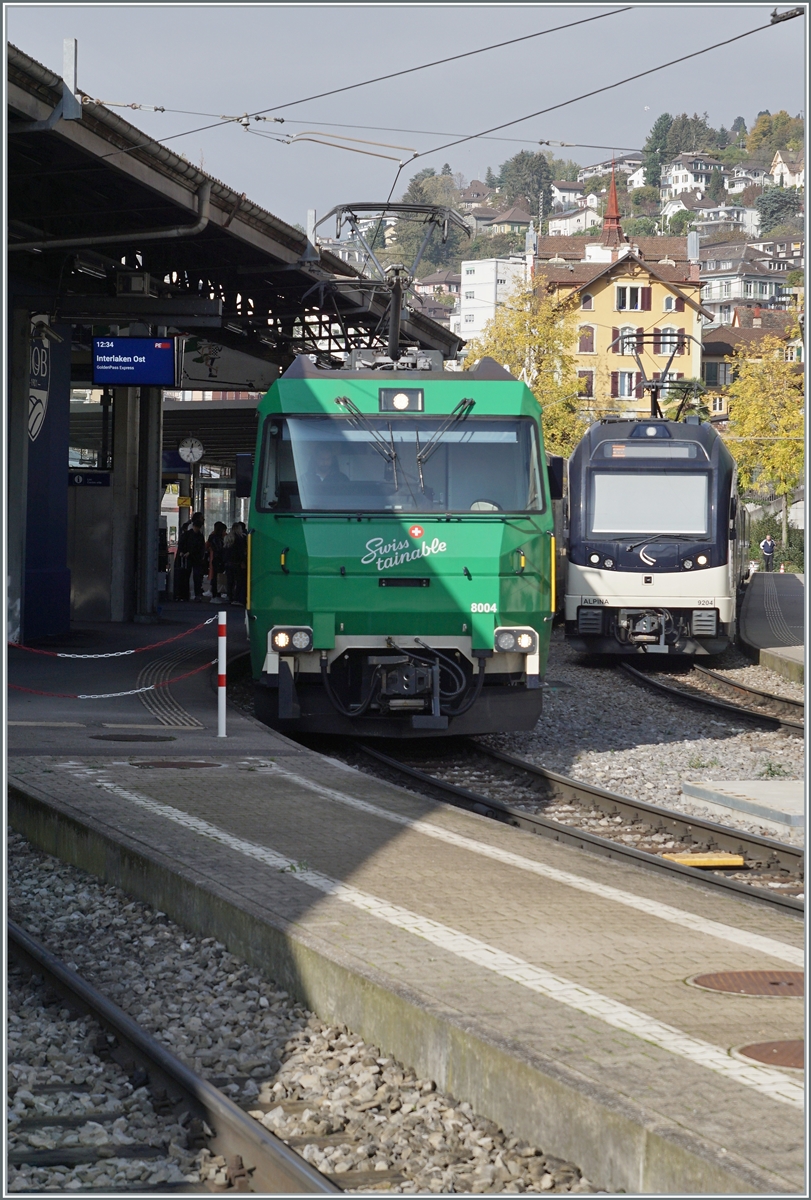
top-left (132, 760), bottom-right (222, 769)
top-left (737, 1040), bottom-right (804, 1069)
top-left (690, 970), bottom-right (804, 997)
top-left (89, 734), bottom-right (177, 742)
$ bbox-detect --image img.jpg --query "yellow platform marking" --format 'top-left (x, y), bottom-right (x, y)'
top-left (663, 853), bottom-right (746, 868)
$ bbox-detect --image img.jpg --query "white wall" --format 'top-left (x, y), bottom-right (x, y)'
top-left (459, 258), bottom-right (527, 339)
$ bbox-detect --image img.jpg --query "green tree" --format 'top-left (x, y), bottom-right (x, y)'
top-left (665, 112), bottom-right (718, 158)
top-left (544, 153), bottom-right (581, 182)
top-left (631, 185), bottom-right (660, 212)
top-left (668, 209), bottom-right (692, 235)
top-left (624, 216), bottom-right (658, 237)
top-left (464, 277), bottom-right (588, 455)
top-left (484, 166), bottom-right (500, 189)
top-left (707, 168), bottom-right (727, 203)
top-left (464, 232), bottom-right (525, 261)
top-left (785, 269), bottom-right (804, 288)
top-left (643, 111), bottom-right (673, 186)
top-left (755, 187), bottom-right (803, 235)
top-left (402, 167), bottom-right (437, 204)
top-left (731, 115), bottom-right (747, 138)
top-left (660, 378), bottom-right (709, 421)
top-left (498, 150), bottom-right (552, 218)
top-left (725, 332), bottom-right (804, 547)
top-left (747, 110), bottom-right (804, 155)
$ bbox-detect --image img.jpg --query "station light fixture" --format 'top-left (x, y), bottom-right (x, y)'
top-left (270, 626), bottom-right (313, 653)
top-left (494, 627), bottom-right (538, 654)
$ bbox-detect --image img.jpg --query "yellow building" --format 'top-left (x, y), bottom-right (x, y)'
top-left (536, 176), bottom-right (713, 417)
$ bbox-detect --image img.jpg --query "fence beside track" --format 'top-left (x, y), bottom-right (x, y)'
top-left (8, 920), bottom-right (339, 1195)
top-left (354, 742), bottom-right (803, 913)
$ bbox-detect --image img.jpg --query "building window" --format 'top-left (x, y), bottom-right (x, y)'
top-left (578, 326), bottom-right (595, 354)
top-left (464, 291), bottom-right (474, 299)
top-left (497, 277), bottom-right (506, 285)
top-left (464, 314), bottom-right (475, 323)
top-left (659, 326), bottom-right (679, 354)
top-left (663, 296), bottom-right (674, 311)
top-left (616, 286), bottom-right (639, 310)
top-left (721, 281), bottom-right (731, 298)
top-left (720, 305), bottom-right (731, 323)
top-left (619, 325), bottom-right (636, 354)
top-left (577, 370), bottom-right (594, 398)
top-left (712, 397), bottom-right (724, 413)
top-left (720, 261), bottom-right (732, 270)
top-left (581, 293), bottom-right (594, 310)
top-left (744, 281), bottom-right (753, 298)
top-left (618, 371), bottom-right (635, 397)
top-left (758, 282), bottom-right (768, 298)
top-left (465, 268), bottom-right (475, 275)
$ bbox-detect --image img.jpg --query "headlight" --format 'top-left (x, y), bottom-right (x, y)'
top-left (604, 557), bottom-right (614, 569)
top-left (697, 554), bottom-right (708, 566)
top-left (589, 553), bottom-right (600, 564)
top-left (683, 559), bottom-right (693, 570)
top-left (494, 627), bottom-right (537, 654)
top-left (270, 626), bottom-right (313, 653)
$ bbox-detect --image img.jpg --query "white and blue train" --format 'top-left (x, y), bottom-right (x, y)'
top-left (564, 417), bottom-right (750, 656)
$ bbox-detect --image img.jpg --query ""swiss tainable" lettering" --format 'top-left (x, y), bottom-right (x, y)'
top-left (361, 536), bottom-right (447, 572)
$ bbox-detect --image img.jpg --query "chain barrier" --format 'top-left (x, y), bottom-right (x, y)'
top-left (8, 659), bottom-right (216, 700)
top-left (8, 617), bottom-right (217, 659)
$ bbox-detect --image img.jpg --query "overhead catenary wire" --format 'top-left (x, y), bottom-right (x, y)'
top-left (98, 8), bottom-right (632, 161)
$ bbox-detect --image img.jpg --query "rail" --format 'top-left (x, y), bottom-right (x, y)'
top-left (8, 920), bottom-right (339, 1194)
top-left (354, 742), bottom-right (803, 913)
top-left (618, 661), bottom-right (803, 732)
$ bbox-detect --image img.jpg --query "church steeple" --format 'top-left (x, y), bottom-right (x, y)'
top-left (601, 161), bottom-right (628, 249)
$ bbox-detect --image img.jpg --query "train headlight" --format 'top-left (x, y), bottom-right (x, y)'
top-left (683, 559), bottom-right (694, 570)
top-left (589, 553), bottom-right (600, 565)
top-left (697, 554), bottom-right (708, 566)
top-left (270, 626), bottom-right (313, 653)
top-left (494, 627), bottom-right (538, 654)
top-left (604, 557), bottom-right (614, 569)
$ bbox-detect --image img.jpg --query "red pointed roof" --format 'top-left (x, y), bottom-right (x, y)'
top-left (601, 163), bottom-right (628, 248)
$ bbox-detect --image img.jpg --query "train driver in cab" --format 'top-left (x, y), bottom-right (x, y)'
top-left (309, 448), bottom-right (349, 489)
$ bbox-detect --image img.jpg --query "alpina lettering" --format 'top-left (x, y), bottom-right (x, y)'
top-left (361, 535), bottom-right (447, 572)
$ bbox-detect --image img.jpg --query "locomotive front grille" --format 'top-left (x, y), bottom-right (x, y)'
top-left (577, 608), bottom-right (604, 635)
top-left (691, 609), bottom-right (718, 636)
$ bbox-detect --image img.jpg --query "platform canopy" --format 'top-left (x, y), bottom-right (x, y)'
top-left (7, 42), bottom-right (462, 369)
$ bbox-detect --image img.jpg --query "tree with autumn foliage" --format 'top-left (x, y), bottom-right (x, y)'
top-left (725, 332), bottom-right (804, 547)
top-left (463, 276), bottom-right (588, 456)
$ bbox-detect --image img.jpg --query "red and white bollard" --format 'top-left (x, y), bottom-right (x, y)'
top-left (218, 610), bottom-right (227, 737)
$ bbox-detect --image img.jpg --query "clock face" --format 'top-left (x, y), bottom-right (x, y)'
top-left (178, 437), bottom-right (204, 463)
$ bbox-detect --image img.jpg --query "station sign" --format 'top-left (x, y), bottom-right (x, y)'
top-left (92, 337), bottom-right (178, 386)
top-left (69, 472), bottom-right (110, 487)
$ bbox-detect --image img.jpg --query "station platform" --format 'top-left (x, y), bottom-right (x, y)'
top-left (7, 620), bottom-right (805, 1195)
top-left (739, 573), bottom-right (805, 684)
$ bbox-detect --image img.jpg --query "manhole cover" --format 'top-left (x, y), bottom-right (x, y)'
top-left (89, 734), bottom-right (177, 742)
top-left (737, 1040), bottom-right (804, 1069)
top-left (690, 970), bottom-right (804, 997)
top-left (133, 761), bottom-right (222, 769)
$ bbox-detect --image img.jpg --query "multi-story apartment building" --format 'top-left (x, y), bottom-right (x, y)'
top-left (659, 153), bottom-right (725, 199)
top-left (770, 149), bottom-right (804, 189)
top-left (454, 256), bottom-right (528, 339)
top-left (577, 153), bottom-right (642, 182)
top-left (550, 180), bottom-right (585, 209)
top-left (698, 243), bottom-right (791, 324)
top-left (536, 176), bottom-right (708, 415)
top-left (548, 206), bottom-right (602, 236)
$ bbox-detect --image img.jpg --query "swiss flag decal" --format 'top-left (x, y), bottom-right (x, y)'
top-left (408, 525), bottom-right (424, 539)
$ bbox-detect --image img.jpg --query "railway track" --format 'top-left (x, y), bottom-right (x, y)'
top-left (618, 662), bottom-right (804, 733)
top-left (7, 920), bottom-right (338, 1194)
top-left (350, 741), bottom-right (803, 913)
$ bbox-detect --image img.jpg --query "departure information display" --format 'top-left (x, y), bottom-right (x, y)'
top-left (92, 337), bottom-right (177, 386)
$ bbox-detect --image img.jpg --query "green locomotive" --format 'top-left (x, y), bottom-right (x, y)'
top-left (246, 352), bottom-right (558, 737)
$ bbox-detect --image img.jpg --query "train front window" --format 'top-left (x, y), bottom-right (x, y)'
top-left (259, 416), bottom-right (544, 513)
top-left (589, 473), bottom-right (709, 536)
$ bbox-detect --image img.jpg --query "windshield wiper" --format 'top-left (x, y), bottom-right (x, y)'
top-left (335, 396), bottom-right (396, 465)
top-left (415, 398), bottom-right (475, 468)
top-left (624, 533), bottom-right (709, 551)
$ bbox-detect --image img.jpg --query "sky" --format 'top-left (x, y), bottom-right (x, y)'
top-left (5, 3), bottom-right (806, 229)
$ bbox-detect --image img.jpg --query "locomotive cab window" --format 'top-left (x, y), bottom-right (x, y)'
top-left (589, 472), bottom-right (709, 536)
top-left (258, 415), bottom-right (544, 514)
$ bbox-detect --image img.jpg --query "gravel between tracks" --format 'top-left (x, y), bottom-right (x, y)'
top-left (482, 630), bottom-right (805, 848)
top-left (7, 832), bottom-right (595, 1194)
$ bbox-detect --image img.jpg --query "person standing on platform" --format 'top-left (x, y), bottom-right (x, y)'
top-left (207, 521), bottom-right (228, 603)
top-left (224, 521), bottom-right (248, 606)
top-left (179, 515), bottom-right (207, 600)
top-left (760, 533), bottom-right (776, 571)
